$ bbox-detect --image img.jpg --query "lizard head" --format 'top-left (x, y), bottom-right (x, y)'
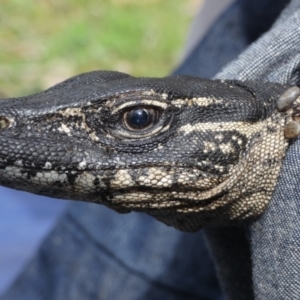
top-left (0, 71), bottom-right (289, 230)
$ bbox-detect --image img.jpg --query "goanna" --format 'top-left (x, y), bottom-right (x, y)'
top-left (0, 71), bottom-right (300, 231)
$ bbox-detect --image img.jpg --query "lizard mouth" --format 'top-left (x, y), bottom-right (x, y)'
top-left (0, 163), bottom-right (230, 202)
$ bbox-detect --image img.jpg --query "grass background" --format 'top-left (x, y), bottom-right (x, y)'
top-left (0, 0), bottom-right (202, 97)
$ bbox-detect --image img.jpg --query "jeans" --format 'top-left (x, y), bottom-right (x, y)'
top-left (2, 0), bottom-right (298, 299)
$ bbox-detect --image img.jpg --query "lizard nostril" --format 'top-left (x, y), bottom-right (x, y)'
top-left (0, 117), bottom-right (11, 130)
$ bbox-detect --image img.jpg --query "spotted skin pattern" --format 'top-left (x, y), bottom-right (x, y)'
top-left (0, 71), bottom-right (299, 231)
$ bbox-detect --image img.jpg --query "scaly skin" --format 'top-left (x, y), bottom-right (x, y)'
top-left (0, 71), bottom-right (299, 231)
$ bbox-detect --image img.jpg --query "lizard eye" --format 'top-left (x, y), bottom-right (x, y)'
top-left (122, 107), bottom-right (161, 131)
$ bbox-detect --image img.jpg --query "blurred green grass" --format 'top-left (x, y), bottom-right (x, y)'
top-left (0, 0), bottom-right (201, 97)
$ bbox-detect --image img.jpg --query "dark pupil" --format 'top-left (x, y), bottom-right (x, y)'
top-left (129, 108), bottom-right (149, 127)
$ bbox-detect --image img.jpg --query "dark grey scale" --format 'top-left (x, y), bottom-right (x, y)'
top-left (196, 163), bottom-right (227, 175)
top-left (264, 158), bottom-right (281, 168)
top-left (93, 177), bottom-right (100, 186)
top-left (109, 127), bottom-right (177, 154)
top-left (100, 170), bottom-right (116, 188)
top-left (67, 172), bottom-right (79, 185)
top-left (68, 115), bottom-right (83, 123)
top-left (172, 132), bottom-right (243, 169)
top-left (52, 181), bottom-right (65, 188)
top-left (126, 169), bottom-right (142, 183)
top-left (185, 102), bottom-right (260, 124)
top-left (134, 168), bottom-right (150, 179)
top-left (97, 189), bottom-right (116, 205)
top-left (266, 126), bottom-right (277, 133)
top-left (24, 170), bottom-right (37, 179)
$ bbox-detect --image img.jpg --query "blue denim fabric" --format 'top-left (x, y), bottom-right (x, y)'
top-left (216, 1), bottom-right (300, 299)
top-left (0, 189), bottom-right (68, 296)
top-left (2, 0), bottom-right (298, 299)
top-left (1, 203), bottom-right (223, 300)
